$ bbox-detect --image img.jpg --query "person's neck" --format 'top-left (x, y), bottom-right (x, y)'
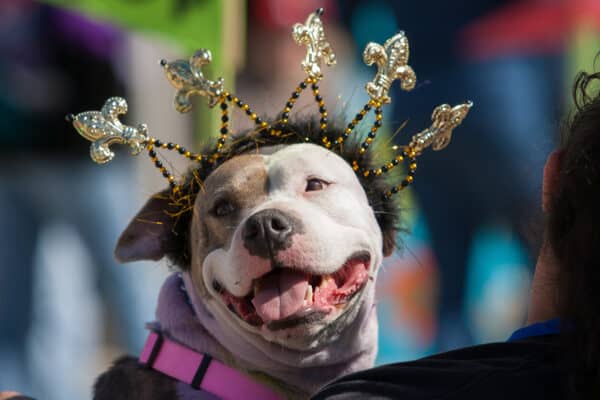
top-left (527, 239), bottom-right (560, 325)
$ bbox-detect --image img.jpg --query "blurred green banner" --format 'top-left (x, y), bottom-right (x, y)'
top-left (41, 0), bottom-right (223, 56)
top-left (567, 23), bottom-right (600, 111)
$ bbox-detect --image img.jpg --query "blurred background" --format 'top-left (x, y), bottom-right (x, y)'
top-left (1, 0), bottom-right (599, 398)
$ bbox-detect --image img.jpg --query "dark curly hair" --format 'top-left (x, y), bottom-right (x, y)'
top-left (548, 70), bottom-right (600, 399)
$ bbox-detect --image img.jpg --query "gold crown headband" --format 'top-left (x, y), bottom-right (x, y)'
top-left (67, 8), bottom-right (471, 199)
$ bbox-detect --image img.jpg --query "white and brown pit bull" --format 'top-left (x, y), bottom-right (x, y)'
top-left (93, 121), bottom-right (400, 400)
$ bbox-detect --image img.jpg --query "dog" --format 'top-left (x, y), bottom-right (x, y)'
top-left (57, 6), bottom-right (470, 398)
top-left (91, 119), bottom-right (399, 400)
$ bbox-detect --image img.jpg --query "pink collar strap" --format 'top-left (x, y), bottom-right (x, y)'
top-left (139, 331), bottom-right (282, 400)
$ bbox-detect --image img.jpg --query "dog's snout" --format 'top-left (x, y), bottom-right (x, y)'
top-left (243, 209), bottom-right (295, 258)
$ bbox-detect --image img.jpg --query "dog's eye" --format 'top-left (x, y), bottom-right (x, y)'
top-left (213, 200), bottom-right (236, 217)
top-left (306, 178), bottom-right (328, 192)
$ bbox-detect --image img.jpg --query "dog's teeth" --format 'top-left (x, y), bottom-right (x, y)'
top-left (305, 285), bottom-right (313, 304)
top-left (320, 275), bottom-right (334, 289)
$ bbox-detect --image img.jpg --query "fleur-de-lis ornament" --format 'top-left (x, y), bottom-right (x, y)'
top-left (67, 97), bottom-right (148, 164)
top-left (292, 8), bottom-right (336, 79)
top-left (409, 101), bottom-right (473, 155)
top-left (161, 49), bottom-right (225, 112)
top-left (363, 32), bottom-right (416, 104)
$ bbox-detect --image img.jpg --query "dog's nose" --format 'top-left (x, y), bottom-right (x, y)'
top-left (243, 209), bottom-right (294, 257)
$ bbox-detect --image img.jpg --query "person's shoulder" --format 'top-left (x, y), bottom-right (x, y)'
top-left (312, 335), bottom-right (564, 400)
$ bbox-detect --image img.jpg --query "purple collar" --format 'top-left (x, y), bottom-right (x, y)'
top-left (139, 331), bottom-right (282, 400)
top-left (154, 273), bottom-right (378, 395)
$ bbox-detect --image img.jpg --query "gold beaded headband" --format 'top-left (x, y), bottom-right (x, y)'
top-left (67, 8), bottom-right (471, 199)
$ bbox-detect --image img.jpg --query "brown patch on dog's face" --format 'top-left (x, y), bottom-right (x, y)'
top-left (190, 154), bottom-right (268, 294)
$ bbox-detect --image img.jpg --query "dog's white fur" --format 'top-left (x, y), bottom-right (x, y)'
top-left (195, 144), bottom-right (383, 349)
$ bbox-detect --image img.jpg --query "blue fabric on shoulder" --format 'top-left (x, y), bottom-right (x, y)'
top-left (507, 318), bottom-right (561, 342)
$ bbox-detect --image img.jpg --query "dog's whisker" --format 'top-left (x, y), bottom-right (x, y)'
top-left (373, 211), bottom-right (397, 215)
top-left (404, 244), bottom-right (426, 268)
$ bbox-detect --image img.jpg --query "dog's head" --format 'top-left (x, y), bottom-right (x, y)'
top-left (114, 120), bottom-right (399, 350)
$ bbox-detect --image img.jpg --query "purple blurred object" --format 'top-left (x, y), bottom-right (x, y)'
top-left (49, 6), bottom-right (122, 60)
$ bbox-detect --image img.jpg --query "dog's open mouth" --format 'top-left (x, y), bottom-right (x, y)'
top-left (215, 252), bottom-right (370, 330)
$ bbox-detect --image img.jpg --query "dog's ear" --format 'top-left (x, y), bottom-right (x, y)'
top-left (114, 190), bottom-right (181, 263)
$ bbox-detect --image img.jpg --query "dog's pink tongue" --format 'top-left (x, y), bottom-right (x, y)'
top-left (251, 270), bottom-right (308, 323)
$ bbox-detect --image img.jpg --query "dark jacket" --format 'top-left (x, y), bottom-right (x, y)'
top-left (312, 335), bottom-right (564, 400)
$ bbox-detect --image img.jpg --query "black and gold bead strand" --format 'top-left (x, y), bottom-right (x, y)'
top-left (343, 99), bottom-right (381, 175)
top-left (277, 77), bottom-right (313, 135)
top-left (381, 146), bottom-right (418, 199)
top-left (146, 140), bottom-right (179, 191)
top-left (216, 95), bottom-right (230, 155)
top-left (229, 94), bottom-right (266, 128)
top-left (224, 93), bottom-right (270, 136)
top-left (148, 138), bottom-right (205, 163)
top-left (311, 80), bottom-right (330, 147)
top-left (358, 102), bottom-right (383, 155)
top-left (334, 99), bottom-right (378, 147)
top-left (364, 145), bottom-right (416, 177)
